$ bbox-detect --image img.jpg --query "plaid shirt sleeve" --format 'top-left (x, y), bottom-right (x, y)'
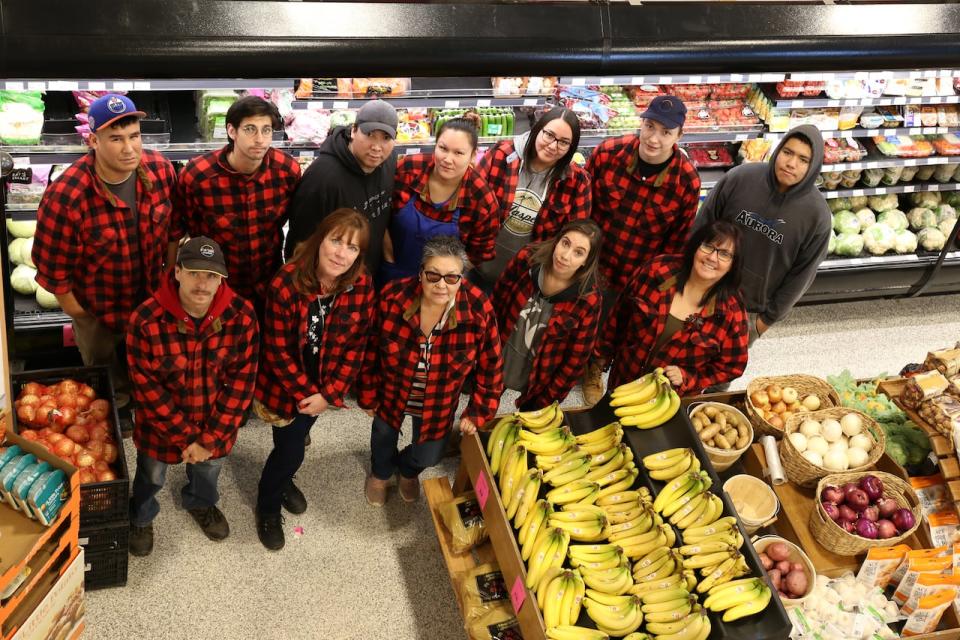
top-left (126, 305), bottom-right (199, 452)
top-left (461, 291), bottom-right (504, 429)
top-left (459, 168), bottom-right (501, 264)
top-left (317, 275), bottom-right (375, 406)
top-left (677, 302), bottom-right (749, 394)
top-left (475, 141), bottom-right (515, 222)
top-left (32, 172), bottom-right (83, 295)
top-left (171, 159), bottom-right (197, 242)
top-left (197, 300), bottom-right (260, 453)
top-left (263, 270), bottom-right (321, 405)
top-left (594, 257), bottom-right (660, 364)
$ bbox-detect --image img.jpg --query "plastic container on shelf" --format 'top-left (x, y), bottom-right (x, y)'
top-left (724, 474), bottom-right (779, 534)
top-left (752, 536), bottom-right (816, 606)
top-left (689, 402), bottom-right (754, 471)
top-left (78, 520), bottom-right (128, 589)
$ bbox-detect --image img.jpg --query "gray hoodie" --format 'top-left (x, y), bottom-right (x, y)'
top-left (694, 124), bottom-right (831, 326)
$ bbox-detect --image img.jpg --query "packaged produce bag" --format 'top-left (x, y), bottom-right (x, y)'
top-left (466, 603), bottom-right (520, 640)
top-left (927, 510), bottom-right (960, 548)
top-left (910, 474), bottom-right (950, 516)
top-left (926, 348), bottom-right (960, 377)
top-left (946, 375), bottom-right (960, 401)
top-left (439, 491), bottom-right (487, 554)
top-left (902, 572), bottom-right (960, 615)
top-left (919, 395), bottom-right (960, 438)
top-left (902, 588), bottom-right (957, 636)
top-left (461, 563), bottom-right (509, 617)
top-left (856, 545), bottom-right (912, 589)
top-left (890, 547), bottom-right (950, 588)
top-left (902, 371), bottom-right (950, 409)
top-left (894, 555), bottom-right (953, 605)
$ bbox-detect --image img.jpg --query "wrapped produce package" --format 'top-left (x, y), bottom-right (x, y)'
top-left (918, 395), bottom-right (960, 438)
top-left (901, 370), bottom-right (950, 410)
top-left (925, 349), bottom-right (960, 377)
top-left (438, 491), bottom-right (488, 554)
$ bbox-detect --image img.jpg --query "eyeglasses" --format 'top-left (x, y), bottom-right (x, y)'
top-left (540, 129), bottom-right (573, 150)
top-left (422, 269), bottom-right (463, 285)
top-left (240, 124), bottom-right (274, 138)
top-left (698, 243), bottom-right (734, 263)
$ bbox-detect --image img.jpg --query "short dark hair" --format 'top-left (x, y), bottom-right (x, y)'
top-left (677, 220), bottom-right (743, 307)
top-left (435, 112), bottom-right (481, 152)
top-left (528, 218), bottom-right (603, 297)
top-left (524, 107), bottom-right (582, 188)
top-left (785, 131), bottom-right (814, 152)
top-left (226, 96), bottom-right (281, 147)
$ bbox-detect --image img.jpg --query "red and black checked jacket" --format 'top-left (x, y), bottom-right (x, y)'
top-left (173, 147), bottom-right (301, 306)
top-left (255, 262), bottom-right (375, 419)
top-left (33, 150), bottom-right (177, 333)
top-left (585, 136), bottom-right (701, 293)
top-left (476, 139), bottom-right (592, 241)
top-left (596, 255), bottom-right (749, 396)
top-left (126, 271), bottom-right (259, 463)
top-left (393, 154), bottom-right (500, 265)
top-left (358, 276), bottom-right (504, 442)
top-left (492, 247), bottom-right (601, 408)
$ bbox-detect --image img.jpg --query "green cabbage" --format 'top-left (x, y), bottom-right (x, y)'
top-left (939, 218), bottom-right (956, 238)
top-left (863, 223), bottom-right (896, 255)
top-left (877, 209), bottom-right (908, 232)
top-left (8, 237), bottom-right (27, 266)
top-left (849, 195), bottom-right (868, 210)
top-left (828, 230), bottom-right (837, 254)
top-left (907, 207), bottom-right (938, 230)
top-left (868, 193), bottom-right (900, 213)
top-left (20, 238), bottom-right (34, 269)
top-left (910, 191), bottom-right (941, 208)
top-left (944, 192), bottom-right (960, 207)
top-left (828, 197), bottom-right (852, 213)
top-left (935, 204), bottom-right (958, 224)
top-left (35, 285), bottom-right (59, 309)
top-left (9, 264), bottom-right (37, 295)
top-left (5, 219), bottom-right (35, 239)
top-left (833, 210), bottom-right (861, 235)
top-left (835, 232), bottom-right (864, 257)
top-left (854, 208), bottom-right (876, 229)
top-left (894, 229), bottom-right (918, 254)
top-left (919, 227), bottom-right (947, 251)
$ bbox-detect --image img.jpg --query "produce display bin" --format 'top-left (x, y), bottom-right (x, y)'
top-left (11, 366), bottom-right (130, 526)
top-left (78, 520), bottom-right (128, 590)
top-left (4, 547), bottom-right (85, 640)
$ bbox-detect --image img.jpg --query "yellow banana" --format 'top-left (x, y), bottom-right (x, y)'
top-left (584, 589), bottom-right (634, 607)
top-left (486, 415), bottom-right (516, 458)
top-left (623, 387), bottom-right (680, 429)
top-left (580, 566), bottom-right (632, 595)
top-left (584, 596), bottom-right (644, 637)
top-left (537, 446), bottom-right (588, 471)
top-left (645, 610), bottom-right (703, 637)
top-left (704, 582), bottom-right (763, 611)
top-left (660, 480), bottom-right (705, 518)
top-left (653, 472), bottom-right (697, 512)
top-left (538, 565), bottom-right (566, 610)
top-left (648, 452), bottom-right (696, 481)
top-left (570, 553), bottom-right (625, 571)
top-left (631, 550), bottom-right (674, 581)
top-left (578, 433), bottom-right (622, 456)
top-left (507, 467), bottom-right (539, 521)
top-left (641, 586), bottom-right (691, 605)
top-left (618, 382), bottom-right (669, 420)
top-left (515, 401), bottom-right (560, 429)
top-left (546, 478), bottom-right (597, 500)
top-left (595, 469), bottom-right (639, 500)
top-left (523, 429), bottom-right (574, 456)
top-left (642, 447), bottom-right (689, 470)
top-left (575, 421), bottom-right (622, 445)
top-left (568, 542), bottom-right (620, 558)
top-left (679, 539), bottom-right (738, 556)
top-left (542, 572), bottom-right (566, 629)
top-left (635, 554), bottom-right (681, 582)
top-left (682, 549), bottom-right (736, 570)
top-left (514, 469), bottom-right (544, 528)
top-left (619, 532), bottom-right (668, 560)
top-left (708, 576), bottom-right (762, 596)
top-left (644, 602), bottom-right (693, 623)
top-left (722, 585), bottom-right (771, 622)
top-left (605, 506), bottom-right (646, 525)
top-left (628, 573), bottom-right (683, 595)
top-left (556, 503), bottom-right (606, 519)
top-left (558, 572), bottom-right (579, 627)
top-left (668, 490), bottom-right (708, 525)
top-left (695, 555), bottom-right (739, 593)
top-left (596, 490), bottom-right (642, 507)
top-left (489, 421), bottom-right (519, 476)
top-left (521, 502), bottom-right (551, 558)
top-left (543, 457), bottom-right (592, 486)
top-left (610, 373), bottom-right (658, 404)
top-left (550, 518), bottom-right (605, 542)
top-left (610, 370), bottom-right (658, 399)
top-left (589, 443), bottom-right (625, 468)
top-left (585, 448), bottom-right (626, 480)
top-left (545, 625), bottom-right (609, 640)
top-left (526, 528), bottom-right (560, 589)
top-left (498, 441), bottom-right (525, 493)
top-left (642, 594), bottom-right (695, 615)
top-left (683, 493), bottom-right (721, 531)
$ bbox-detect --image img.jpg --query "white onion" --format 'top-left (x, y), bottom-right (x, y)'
top-left (847, 447), bottom-right (869, 468)
top-left (802, 450), bottom-right (824, 466)
top-left (821, 419), bottom-right (843, 442)
top-left (800, 419), bottom-right (822, 438)
top-left (787, 432), bottom-right (808, 453)
top-left (823, 449), bottom-right (849, 471)
top-left (848, 434), bottom-right (873, 451)
top-left (806, 435), bottom-right (829, 456)
top-left (840, 413), bottom-right (863, 437)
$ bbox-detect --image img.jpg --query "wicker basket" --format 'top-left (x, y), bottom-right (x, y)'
top-left (689, 402), bottom-right (753, 472)
top-left (779, 408), bottom-right (886, 488)
top-left (745, 374), bottom-right (840, 439)
top-left (809, 471), bottom-right (922, 556)
top-left (753, 536), bottom-right (815, 605)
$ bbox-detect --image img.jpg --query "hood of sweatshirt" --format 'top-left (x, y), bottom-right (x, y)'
top-left (319, 125), bottom-right (369, 178)
top-left (767, 124), bottom-right (824, 198)
top-left (155, 269), bottom-right (236, 330)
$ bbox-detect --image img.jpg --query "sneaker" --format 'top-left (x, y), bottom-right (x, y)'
top-left (282, 480), bottom-right (307, 515)
top-left (256, 512), bottom-right (285, 551)
top-left (398, 475), bottom-right (420, 503)
top-left (129, 523), bottom-right (154, 557)
top-left (304, 433), bottom-right (312, 447)
top-left (188, 506), bottom-right (230, 541)
top-left (365, 475), bottom-right (389, 507)
top-left (581, 359), bottom-right (606, 406)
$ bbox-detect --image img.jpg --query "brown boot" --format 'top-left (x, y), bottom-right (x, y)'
top-left (365, 475), bottom-right (389, 507)
top-left (397, 475), bottom-right (420, 503)
top-left (581, 359), bottom-right (605, 406)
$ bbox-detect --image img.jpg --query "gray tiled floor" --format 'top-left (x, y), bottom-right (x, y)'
top-left (83, 293), bottom-right (960, 639)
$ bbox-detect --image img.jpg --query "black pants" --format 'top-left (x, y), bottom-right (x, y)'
top-left (256, 413), bottom-right (316, 515)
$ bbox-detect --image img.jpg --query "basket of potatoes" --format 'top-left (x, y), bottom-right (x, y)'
top-left (688, 402), bottom-right (753, 471)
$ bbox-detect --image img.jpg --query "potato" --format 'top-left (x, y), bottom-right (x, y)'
top-left (776, 560), bottom-right (792, 575)
top-left (693, 419), bottom-right (703, 433)
top-left (791, 562), bottom-right (804, 573)
top-left (766, 542), bottom-right (791, 562)
top-left (715, 412), bottom-right (727, 429)
top-left (722, 427), bottom-right (737, 442)
top-left (704, 406), bottom-right (719, 419)
top-left (735, 432), bottom-right (750, 449)
top-left (784, 569), bottom-right (809, 597)
top-left (759, 552), bottom-right (773, 570)
top-left (706, 438), bottom-right (715, 447)
top-left (768, 568), bottom-right (782, 590)
top-left (715, 433), bottom-right (732, 449)
top-left (700, 424), bottom-right (721, 441)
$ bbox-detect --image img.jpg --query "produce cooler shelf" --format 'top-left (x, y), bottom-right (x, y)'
top-left (822, 181), bottom-right (960, 199)
top-left (817, 250), bottom-right (960, 272)
top-left (12, 294), bottom-right (70, 331)
top-left (769, 92), bottom-right (960, 110)
top-left (3, 78), bottom-right (298, 91)
top-left (788, 70), bottom-right (960, 82)
top-left (558, 73), bottom-right (787, 85)
top-left (766, 127), bottom-right (958, 142)
top-left (291, 96), bottom-right (550, 110)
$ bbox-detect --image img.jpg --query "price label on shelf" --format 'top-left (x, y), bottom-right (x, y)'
top-left (894, 97), bottom-right (907, 105)
top-left (298, 151), bottom-right (314, 158)
top-left (656, 76), bottom-right (672, 85)
top-left (444, 100), bottom-right (459, 108)
top-left (27, 81), bottom-right (45, 91)
top-left (88, 81), bottom-right (106, 91)
top-left (600, 77), bottom-right (614, 85)
top-left (909, 128), bottom-right (921, 135)
top-left (474, 472), bottom-right (490, 511)
top-left (865, 129), bottom-right (880, 136)
top-left (866, 162), bottom-right (880, 169)
top-left (134, 81), bottom-right (151, 91)
top-left (688, 76), bottom-right (702, 84)
top-left (476, 99), bottom-right (491, 107)
top-left (5, 81), bottom-right (24, 91)
top-left (903, 185), bottom-right (917, 192)
top-left (852, 189), bottom-right (865, 197)
top-left (827, 100), bottom-right (840, 107)
top-left (929, 184), bottom-right (942, 191)
top-left (405, 148), bottom-right (421, 155)
top-left (113, 81), bottom-right (134, 91)
top-left (630, 77), bottom-right (645, 85)
top-left (730, 73), bottom-right (745, 82)
top-left (48, 81), bottom-right (79, 91)
top-left (523, 98), bottom-right (538, 106)
top-left (510, 576), bottom-right (527, 613)
top-left (332, 101), bottom-right (349, 110)
top-left (843, 99), bottom-right (859, 106)
top-left (925, 69), bottom-right (938, 78)
top-left (734, 134), bottom-right (749, 141)
top-left (306, 101), bottom-right (325, 111)
top-left (571, 78), bottom-right (586, 86)
top-left (930, 96), bottom-right (945, 104)
top-left (905, 159), bottom-right (919, 166)
top-left (790, 100), bottom-right (804, 108)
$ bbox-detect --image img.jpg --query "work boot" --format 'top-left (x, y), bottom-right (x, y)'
top-left (365, 475), bottom-right (389, 507)
top-left (282, 479), bottom-right (307, 514)
top-left (398, 474), bottom-right (420, 503)
top-left (256, 512), bottom-right (285, 551)
top-left (581, 359), bottom-right (606, 406)
top-left (129, 523), bottom-right (154, 557)
top-left (188, 506), bottom-right (230, 541)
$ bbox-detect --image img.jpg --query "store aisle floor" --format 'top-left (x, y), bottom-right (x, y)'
top-left (84, 293), bottom-right (960, 640)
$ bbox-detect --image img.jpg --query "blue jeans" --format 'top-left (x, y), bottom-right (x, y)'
top-left (256, 413), bottom-right (316, 515)
top-left (130, 450), bottom-right (224, 527)
top-left (370, 415), bottom-right (451, 480)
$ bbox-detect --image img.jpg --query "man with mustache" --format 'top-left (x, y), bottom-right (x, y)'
top-left (126, 237), bottom-right (259, 556)
top-left (32, 94), bottom-right (177, 412)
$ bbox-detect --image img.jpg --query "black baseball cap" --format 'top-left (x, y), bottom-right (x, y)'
top-left (177, 236), bottom-right (228, 277)
top-left (640, 95), bottom-right (687, 130)
top-left (355, 100), bottom-right (398, 139)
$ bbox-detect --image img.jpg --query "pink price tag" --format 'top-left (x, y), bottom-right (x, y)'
top-left (510, 575), bottom-right (527, 613)
top-left (62, 324), bottom-right (76, 347)
top-left (474, 472), bottom-right (489, 511)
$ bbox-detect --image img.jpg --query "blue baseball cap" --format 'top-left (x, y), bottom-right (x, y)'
top-left (640, 95), bottom-right (687, 130)
top-left (88, 94), bottom-right (146, 133)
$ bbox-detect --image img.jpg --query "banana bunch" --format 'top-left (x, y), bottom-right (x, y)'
top-left (652, 470), bottom-right (712, 517)
top-left (546, 626), bottom-right (610, 640)
top-left (646, 608), bottom-right (711, 640)
top-left (519, 499), bottom-right (553, 560)
top-left (610, 369), bottom-right (681, 429)
top-left (498, 442), bottom-right (529, 509)
top-left (486, 415), bottom-right (520, 475)
top-left (623, 634), bottom-right (653, 640)
top-left (679, 517), bottom-right (751, 595)
top-left (549, 504), bottom-right (607, 542)
top-left (540, 569), bottom-right (586, 630)
top-left (578, 562), bottom-right (634, 595)
top-left (526, 527), bottom-right (572, 590)
top-left (568, 543), bottom-right (625, 571)
top-left (642, 448), bottom-right (700, 482)
top-left (541, 449), bottom-right (592, 487)
top-left (508, 468), bottom-right (543, 526)
top-left (545, 479), bottom-right (601, 506)
top-left (516, 401), bottom-right (564, 433)
top-left (631, 547), bottom-right (682, 584)
top-left (574, 421), bottom-right (623, 456)
top-left (640, 588), bottom-right (697, 626)
top-left (583, 591), bottom-right (644, 637)
top-left (702, 577), bottom-right (772, 621)
top-left (519, 425), bottom-right (577, 456)
top-left (537, 446), bottom-right (589, 473)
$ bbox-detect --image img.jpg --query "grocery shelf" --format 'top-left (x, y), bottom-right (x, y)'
top-left (821, 155), bottom-right (959, 172)
top-left (698, 168), bottom-right (727, 189)
top-left (822, 181), bottom-right (960, 199)
top-left (3, 79), bottom-right (295, 91)
top-left (4, 206), bottom-right (39, 221)
top-left (817, 251), bottom-right (945, 272)
top-left (0, 141), bottom-right (330, 163)
top-left (765, 126), bottom-right (956, 141)
top-left (291, 96), bottom-right (550, 110)
top-left (770, 93), bottom-right (960, 109)
top-left (788, 69), bottom-right (960, 82)
top-left (558, 73), bottom-right (785, 85)
top-left (12, 294), bottom-right (70, 331)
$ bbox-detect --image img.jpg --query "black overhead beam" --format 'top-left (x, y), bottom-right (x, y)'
top-left (1, 2), bottom-right (959, 78)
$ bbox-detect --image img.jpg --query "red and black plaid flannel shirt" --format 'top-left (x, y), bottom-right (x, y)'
top-left (476, 139), bottom-right (592, 242)
top-left (33, 150), bottom-right (177, 333)
top-left (173, 147), bottom-right (301, 305)
top-left (492, 247), bottom-right (601, 408)
top-left (393, 153), bottom-right (500, 265)
top-left (255, 262), bottom-right (375, 419)
top-left (358, 276), bottom-right (504, 442)
top-left (126, 273), bottom-right (259, 463)
top-left (596, 255), bottom-right (749, 395)
top-left (585, 136), bottom-right (701, 293)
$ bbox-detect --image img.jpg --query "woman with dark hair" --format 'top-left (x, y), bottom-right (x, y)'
top-left (359, 235), bottom-right (503, 506)
top-left (593, 220), bottom-right (750, 397)
top-left (493, 219), bottom-right (603, 410)
top-left (253, 208), bottom-right (375, 550)
top-left (381, 113), bottom-right (500, 283)
top-left (473, 107), bottom-right (591, 288)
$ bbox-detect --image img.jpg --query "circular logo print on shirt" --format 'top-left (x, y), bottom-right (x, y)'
top-left (504, 190), bottom-right (541, 236)
top-left (200, 244), bottom-right (216, 258)
top-left (107, 96), bottom-right (127, 114)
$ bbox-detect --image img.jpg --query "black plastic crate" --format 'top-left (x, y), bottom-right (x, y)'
top-left (12, 366), bottom-right (130, 526)
top-left (79, 519), bottom-right (129, 554)
top-left (83, 544), bottom-right (128, 590)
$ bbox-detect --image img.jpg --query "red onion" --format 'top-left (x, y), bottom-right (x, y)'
top-left (876, 497), bottom-right (898, 519)
top-left (859, 475), bottom-right (884, 502)
top-left (892, 508), bottom-right (916, 533)
top-left (822, 502), bottom-right (841, 522)
top-left (855, 518), bottom-right (879, 539)
top-left (846, 488), bottom-right (870, 512)
top-left (876, 519), bottom-right (898, 539)
top-left (821, 485), bottom-right (844, 504)
top-left (842, 482), bottom-right (861, 501)
top-left (860, 505), bottom-right (879, 522)
top-left (841, 520), bottom-right (856, 534)
top-left (838, 504), bottom-right (858, 523)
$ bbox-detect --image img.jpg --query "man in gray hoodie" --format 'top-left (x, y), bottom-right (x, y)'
top-left (694, 124), bottom-right (831, 347)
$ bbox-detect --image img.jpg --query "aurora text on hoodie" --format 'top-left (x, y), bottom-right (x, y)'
top-left (734, 209), bottom-right (785, 245)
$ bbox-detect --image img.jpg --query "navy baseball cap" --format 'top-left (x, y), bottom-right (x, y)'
top-left (640, 95), bottom-right (687, 130)
top-left (88, 94), bottom-right (146, 133)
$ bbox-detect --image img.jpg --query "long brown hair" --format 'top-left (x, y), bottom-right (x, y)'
top-left (527, 219), bottom-right (603, 297)
top-left (290, 208), bottom-right (370, 296)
